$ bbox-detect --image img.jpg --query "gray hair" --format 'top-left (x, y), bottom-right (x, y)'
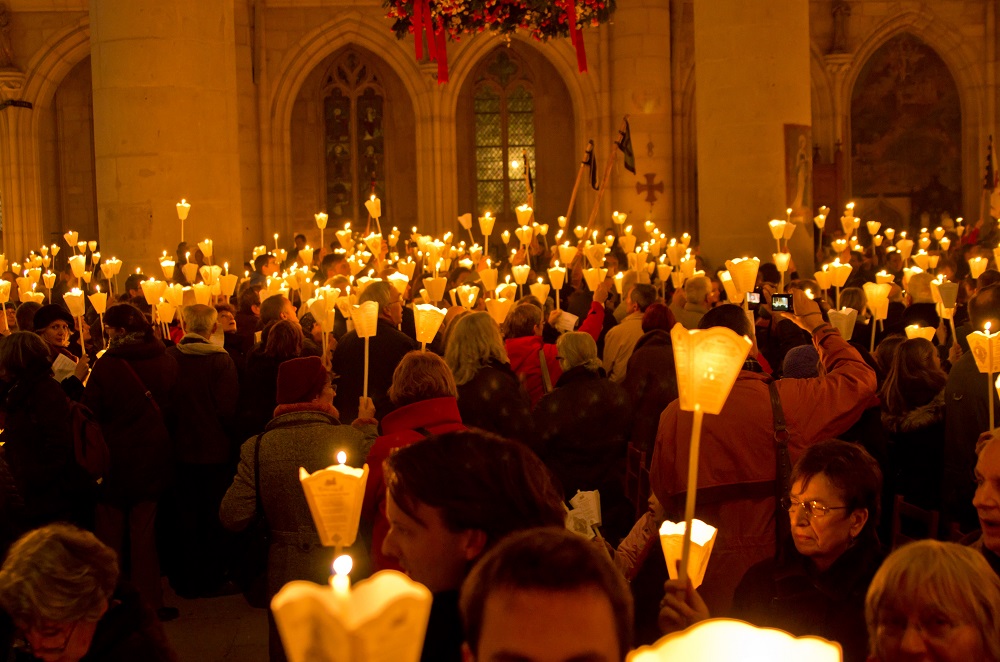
top-left (557, 332), bottom-right (601, 372)
top-left (684, 276), bottom-right (710, 305)
top-left (360, 281), bottom-right (392, 316)
top-left (0, 524), bottom-right (119, 629)
top-left (182, 304), bottom-right (218, 338)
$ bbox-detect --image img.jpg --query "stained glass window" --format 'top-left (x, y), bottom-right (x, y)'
top-left (473, 50), bottom-right (536, 219)
top-left (323, 51), bottom-right (387, 226)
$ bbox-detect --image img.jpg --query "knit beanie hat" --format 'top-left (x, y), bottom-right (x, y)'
top-left (782, 344), bottom-right (820, 379)
top-left (276, 356), bottom-right (329, 404)
top-left (32, 304), bottom-right (75, 333)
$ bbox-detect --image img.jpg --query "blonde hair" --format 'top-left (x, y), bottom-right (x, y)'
top-left (445, 312), bottom-right (508, 386)
top-left (866, 540), bottom-right (1000, 661)
top-left (0, 524), bottom-right (119, 629)
top-left (557, 332), bottom-right (601, 372)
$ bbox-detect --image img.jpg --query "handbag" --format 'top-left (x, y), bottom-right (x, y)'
top-left (232, 433), bottom-right (271, 608)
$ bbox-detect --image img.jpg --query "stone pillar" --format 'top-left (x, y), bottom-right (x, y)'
top-left (609, 1), bottom-right (672, 234)
top-left (89, 0), bottom-right (244, 274)
top-left (693, 1), bottom-right (813, 272)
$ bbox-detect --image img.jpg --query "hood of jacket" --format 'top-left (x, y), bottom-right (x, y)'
top-left (175, 334), bottom-right (230, 355)
top-left (881, 390), bottom-right (945, 434)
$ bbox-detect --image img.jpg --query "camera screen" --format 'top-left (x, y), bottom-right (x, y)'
top-left (771, 294), bottom-right (791, 312)
top-left (746, 292), bottom-right (761, 304)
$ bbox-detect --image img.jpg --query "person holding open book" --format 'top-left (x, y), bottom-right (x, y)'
top-left (32, 304), bottom-right (89, 401)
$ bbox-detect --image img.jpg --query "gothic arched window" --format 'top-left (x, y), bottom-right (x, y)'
top-left (323, 51), bottom-right (387, 224)
top-left (474, 50), bottom-right (535, 219)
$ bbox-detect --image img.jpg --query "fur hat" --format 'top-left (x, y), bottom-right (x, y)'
top-left (32, 304), bottom-right (75, 333)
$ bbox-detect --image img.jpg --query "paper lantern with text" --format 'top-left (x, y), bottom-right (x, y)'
top-left (364, 233), bottom-right (383, 257)
top-left (413, 304), bottom-right (447, 346)
top-left (672, 325), bottom-right (752, 417)
top-left (827, 308), bottom-right (858, 341)
top-left (627, 619), bottom-right (842, 662)
top-left (299, 459), bottom-right (369, 548)
top-left (200, 265), bottom-right (222, 286)
top-left (584, 244), bottom-right (608, 269)
top-left (659, 519), bottom-right (717, 589)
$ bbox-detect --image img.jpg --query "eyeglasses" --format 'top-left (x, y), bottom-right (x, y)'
top-left (877, 612), bottom-right (960, 642)
top-left (16, 620), bottom-right (78, 656)
top-left (780, 496), bottom-right (848, 519)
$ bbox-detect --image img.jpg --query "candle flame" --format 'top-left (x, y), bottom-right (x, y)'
top-left (337, 451), bottom-right (346, 465)
top-left (332, 554), bottom-right (353, 577)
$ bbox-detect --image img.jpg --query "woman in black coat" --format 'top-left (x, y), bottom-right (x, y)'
top-left (0, 332), bottom-right (94, 536)
top-left (534, 331), bottom-right (632, 540)
top-left (236, 320), bottom-right (304, 442)
top-left (82, 304), bottom-right (179, 619)
top-left (621, 304), bottom-right (678, 455)
top-left (444, 312), bottom-right (533, 444)
top-left (660, 441), bottom-right (885, 662)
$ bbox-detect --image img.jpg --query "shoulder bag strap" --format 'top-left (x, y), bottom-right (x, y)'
top-left (118, 358), bottom-right (161, 415)
top-left (539, 349), bottom-right (553, 394)
top-left (768, 380), bottom-right (793, 556)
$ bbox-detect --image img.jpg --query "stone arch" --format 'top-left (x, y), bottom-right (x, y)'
top-left (263, 11), bottom-right (430, 235)
top-left (843, 10), bottom-right (982, 219)
top-left (0, 16), bottom-right (90, 259)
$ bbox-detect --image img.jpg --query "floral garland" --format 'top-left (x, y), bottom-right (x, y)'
top-left (384, 0), bottom-right (615, 82)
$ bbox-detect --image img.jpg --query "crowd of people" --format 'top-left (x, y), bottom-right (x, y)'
top-left (0, 221), bottom-right (997, 661)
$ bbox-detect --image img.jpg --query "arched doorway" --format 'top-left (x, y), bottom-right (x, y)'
top-left (849, 33), bottom-right (961, 229)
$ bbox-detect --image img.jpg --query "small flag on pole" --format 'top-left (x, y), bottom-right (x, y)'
top-left (617, 120), bottom-right (636, 175)
top-left (583, 140), bottom-right (599, 191)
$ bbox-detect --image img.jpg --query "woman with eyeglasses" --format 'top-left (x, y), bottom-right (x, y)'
top-left (659, 439), bottom-right (884, 662)
top-left (865, 540), bottom-right (1000, 662)
top-left (0, 523), bottom-right (176, 661)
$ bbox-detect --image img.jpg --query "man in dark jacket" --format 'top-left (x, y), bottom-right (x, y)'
top-left (165, 304), bottom-right (239, 598)
top-left (331, 282), bottom-right (418, 421)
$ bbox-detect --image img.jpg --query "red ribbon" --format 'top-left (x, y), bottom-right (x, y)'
top-left (563, 0), bottom-right (587, 73)
top-left (435, 26), bottom-right (449, 83)
top-left (424, 4), bottom-right (438, 61)
top-left (412, 0), bottom-right (425, 60)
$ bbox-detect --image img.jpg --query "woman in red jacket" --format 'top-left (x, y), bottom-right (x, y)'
top-left (361, 351), bottom-right (465, 571)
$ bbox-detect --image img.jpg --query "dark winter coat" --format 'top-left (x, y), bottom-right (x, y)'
top-left (219, 407), bottom-right (377, 596)
top-left (331, 319), bottom-right (419, 422)
top-left (236, 351), bottom-right (289, 441)
top-left (167, 335), bottom-right (239, 465)
top-left (534, 365), bottom-right (632, 536)
top-left (621, 330), bottom-right (678, 455)
top-left (455, 360), bottom-right (533, 444)
top-left (882, 390), bottom-right (946, 511)
top-left (731, 539), bottom-right (884, 662)
top-left (82, 336), bottom-right (178, 505)
top-left (0, 372), bottom-right (93, 529)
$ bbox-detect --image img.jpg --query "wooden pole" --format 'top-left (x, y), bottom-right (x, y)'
top-left (583, 116), bottom-right (630, 238)
top-left (564, 157), bottom-right (588, 223)
top-left (363, 336), bottom-right (370, 399)
top-left (679, 405), bottom-right (704, 588)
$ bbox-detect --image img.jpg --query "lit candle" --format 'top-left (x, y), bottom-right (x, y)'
top-left (330, 554), bottom-right (352, 600)
top-left (274, 233), bottom-right (279, 252)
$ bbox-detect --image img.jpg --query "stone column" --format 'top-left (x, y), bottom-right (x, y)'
top-left (609, 1), bottom-right (672, 234)
top-left (693, 1), bottom-right (813, 272)
top-left (89, 0), bottom-right (244, 274)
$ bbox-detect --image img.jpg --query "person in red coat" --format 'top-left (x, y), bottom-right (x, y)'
top-left (504, 282), bottom-right (610, 405)
top-left (362, 351), bottom-right (465, 571)
top-left (651, 291), bottom-right (878, 615)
